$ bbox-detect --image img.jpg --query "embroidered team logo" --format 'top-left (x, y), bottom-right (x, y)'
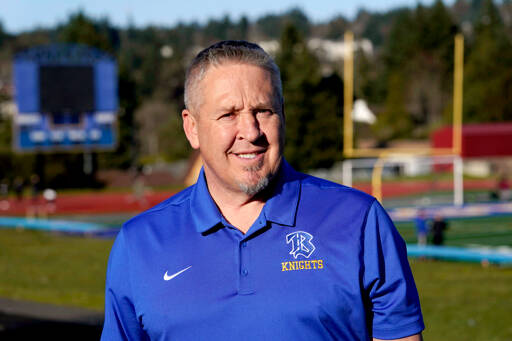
top-left (286, 231), bottom-right (315, 259)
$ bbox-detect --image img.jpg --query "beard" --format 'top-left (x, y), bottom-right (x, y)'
top-left (237, 175), bottom-right (270, 196)
top-left (237, 163), bottom-right (272, 196)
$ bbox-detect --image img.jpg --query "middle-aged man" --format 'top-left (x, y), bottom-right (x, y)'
top-left (102, 40), bottom-right (425, 340)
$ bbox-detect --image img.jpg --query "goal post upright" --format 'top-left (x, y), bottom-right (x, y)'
top-left (452, 33), bottom-right (464, 206)
top-left (453, 33), bottom-right (464, 156)
top-left (343, 31), bottom-right (354, 158)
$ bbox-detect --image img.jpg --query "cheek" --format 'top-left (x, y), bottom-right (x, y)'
top-left (199, 124), bottom-right (236, 150)
top-left (264, 118), bottom-right (284, 145)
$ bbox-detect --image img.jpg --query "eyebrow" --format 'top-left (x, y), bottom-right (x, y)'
top-left (251, 102), bottom-right (274, 109)
top-left (249, 98), bottom-right (282, 110)
top-left (218, 101), bottom-right (275, 112)
top-left (217, 105), bottom-right (239, 113)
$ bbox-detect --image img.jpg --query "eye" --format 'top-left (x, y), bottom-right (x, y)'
top-left (255, 109), bottom-right (273, 117)
top-left (219, 112), bottom-right (235, 120)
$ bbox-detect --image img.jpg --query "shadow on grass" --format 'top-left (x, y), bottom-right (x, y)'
top-left (0, 313), bottom-right (102, 340)
top-left (0, 297), bottom-right (103, 340)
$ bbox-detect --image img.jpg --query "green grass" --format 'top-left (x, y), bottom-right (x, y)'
top-left (382, 189), bottom-right (501, 207)
top-left (54, 212), bottom-right (135, 227)
top-left (411, 259), bottom-right (512, 341)
top-left (353, 172), bottom-right (493, 183)
top-left (0, 229), bottom-right (113, 311)
top-left (0, 228), bottom-right (512, 340)
top-left (396, 215), bottom-right (512, 246)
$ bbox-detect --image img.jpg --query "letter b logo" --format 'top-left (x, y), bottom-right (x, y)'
top-left (286, 231), bottom-right (315, 259)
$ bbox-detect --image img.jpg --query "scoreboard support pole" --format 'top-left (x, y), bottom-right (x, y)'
top-left (83, 152), bottom-right (93, 175)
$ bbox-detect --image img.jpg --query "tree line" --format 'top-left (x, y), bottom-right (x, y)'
top-left (0, 0), bottom-right (511, 188)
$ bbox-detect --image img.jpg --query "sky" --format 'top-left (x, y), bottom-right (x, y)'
top-left (1, 0), bottom-right (450, 33)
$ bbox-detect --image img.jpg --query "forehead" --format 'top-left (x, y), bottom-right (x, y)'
top-left (198, 62), bottom-right (276, 107)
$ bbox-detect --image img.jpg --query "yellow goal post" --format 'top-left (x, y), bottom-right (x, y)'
top-left (342, 32), bottom-right (464, 205)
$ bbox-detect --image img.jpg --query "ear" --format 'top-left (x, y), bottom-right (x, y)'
top-left (182, 109), bottom-right (200, 149)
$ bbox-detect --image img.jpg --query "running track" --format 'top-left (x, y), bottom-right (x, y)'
top-left (0, 179), bottom-right (496, 216)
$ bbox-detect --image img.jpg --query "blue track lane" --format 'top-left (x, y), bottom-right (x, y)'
top-left (407, 245), bottom-right (512, 265)
top-left (0, 216), bottom-right (115, 234)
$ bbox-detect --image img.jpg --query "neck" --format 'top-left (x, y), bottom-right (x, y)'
top-left (205, 175), bottom-right (278, 234)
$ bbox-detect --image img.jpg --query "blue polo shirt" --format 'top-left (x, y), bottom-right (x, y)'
top-left (102, 161), bottom-right (424, 340)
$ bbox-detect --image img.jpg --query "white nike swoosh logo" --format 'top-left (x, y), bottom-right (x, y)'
top-left (163, 266), bottom-right (192, 281)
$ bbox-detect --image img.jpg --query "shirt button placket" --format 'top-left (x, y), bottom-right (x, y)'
top-left (238, 240), bottom-right (254, 295)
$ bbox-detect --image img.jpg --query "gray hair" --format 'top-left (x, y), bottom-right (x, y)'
top-left (184, 40), bottom-right (283, 112)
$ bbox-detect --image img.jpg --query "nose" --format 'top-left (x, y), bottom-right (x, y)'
top-left (238, 112), bottom-right (261, 142)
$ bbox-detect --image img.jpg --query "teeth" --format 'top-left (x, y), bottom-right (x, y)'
top-left (238, 153), bottom-right (257, 159)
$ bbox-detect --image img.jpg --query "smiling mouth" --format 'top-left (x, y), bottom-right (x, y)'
top-left (237, 153), bottom-right (258, 159)
top-left (234, 150), bottom-right (265, 160)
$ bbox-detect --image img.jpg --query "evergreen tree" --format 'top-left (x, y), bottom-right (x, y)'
top-left (276, 24), bottom-right (319, 170)
top-left (256, 8), bottom-right (310, 40)
top-left (276, 24), bottom-right (342, 171)
top-left (372, 72), bottom-right (412, 142)
top-left (382, 9), bottom-right (416, 70)
top-left (464, 0), bottom-right (512, 122)
top-left (59, 11), bottom-right (114, 52)
top-left (0, 21), bottom-right (5, 47)
top-left (376, 2), bottom-right (457, 141)
top-left (235, 16), bottom-right (249, 40)
top-left (59, 12), bottom-right (139, 171)
top-left (105, 62), bottom-right (139, 169)
top-left (203, 15), bottom-right (233, 43)
top-left (309, 74), bottom-right (344, 169)
top-left (256, 14), bottom-right (282, 39)
top-left (324, 16), bottom-right (349, 40)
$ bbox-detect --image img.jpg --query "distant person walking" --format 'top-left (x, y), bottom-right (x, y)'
top-left (414, 209), bottom-right (428, 246)
top-left (431, 215), bottom-right (448, 246)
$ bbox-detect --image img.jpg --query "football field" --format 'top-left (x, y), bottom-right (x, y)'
top-left (395, 215), bottom-right (512, 247)
top-left (1, 213), bottom-right (512, 340)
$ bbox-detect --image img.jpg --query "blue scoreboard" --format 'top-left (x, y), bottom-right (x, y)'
top-left (13, 44), bottom-right (118, 152)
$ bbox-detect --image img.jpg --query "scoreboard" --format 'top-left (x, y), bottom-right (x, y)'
top-left (13, 44), bottom-right (118, 152)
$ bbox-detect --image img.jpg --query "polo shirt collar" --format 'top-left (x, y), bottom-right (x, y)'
top-left (263, 160), bottom-right (301, 227)
top-left (189, 160), bottom-right (301, 233)
top-left (190, 168), bottom-right (224, 233)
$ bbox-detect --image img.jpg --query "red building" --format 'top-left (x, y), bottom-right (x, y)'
top-left (432, 123), bottom-right (512, 157)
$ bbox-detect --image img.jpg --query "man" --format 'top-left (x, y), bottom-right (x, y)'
top-left (413, 209), bottom-right (428, 246)
top-left (102, 40), bottom-right (424, 340)
top-left (431, 214), bottom-right (448, 246)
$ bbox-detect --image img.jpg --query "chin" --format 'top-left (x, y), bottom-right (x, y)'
top-left (237, 175), bottom-right (270, 196)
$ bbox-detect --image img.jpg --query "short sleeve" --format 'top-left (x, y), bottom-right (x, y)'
top-left (363, 200), bottom-right (425, 339)
top-left (101, 228), bottom-right (148, 340)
